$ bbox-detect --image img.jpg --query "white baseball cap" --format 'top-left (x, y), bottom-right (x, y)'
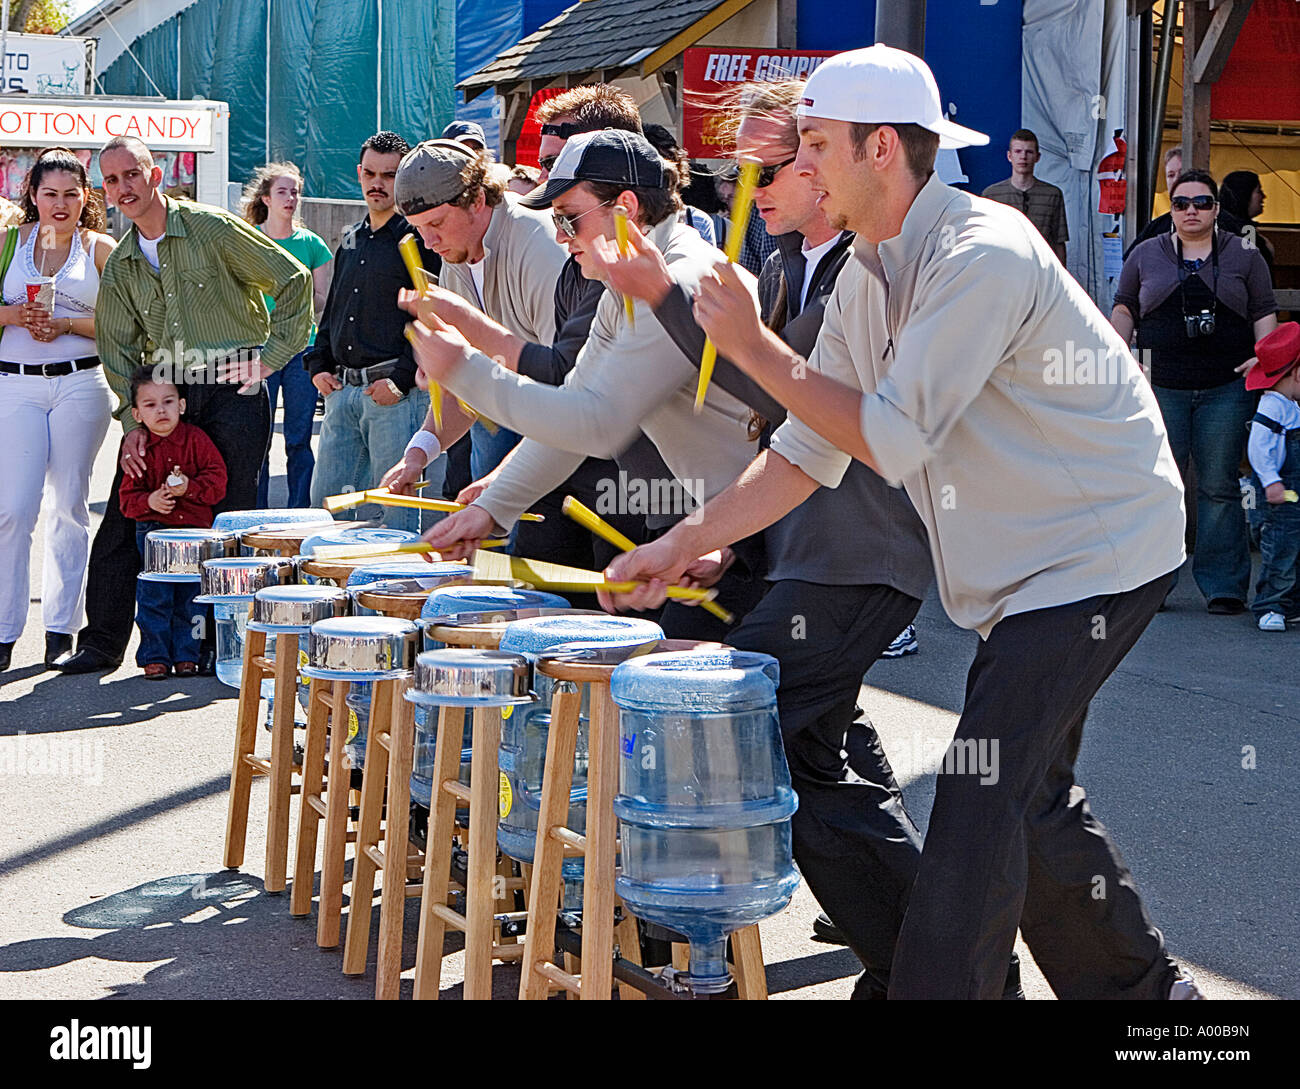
top-left (798, 45), bottom-right (989, 150)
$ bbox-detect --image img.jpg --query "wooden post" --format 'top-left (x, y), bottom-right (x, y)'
top-left (264, 632), bottom-right (298, 894)
top-left (223, 619), bottom-right (266, 870)
top-left (316, 680), bottom-right (352, 948)
top-left (1181, 0), bottom-right (1212, 170)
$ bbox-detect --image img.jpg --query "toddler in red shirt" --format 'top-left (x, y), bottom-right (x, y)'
top-left (119, 367), bottom-right (227, 678)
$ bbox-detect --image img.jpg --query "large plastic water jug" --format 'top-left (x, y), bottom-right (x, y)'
top-left (212, 507), bottom-right (333, 551)
top-left (409, 587), bottom-right (569, 807)
top-left (610, 649), bottom-right (799, 994)
top-left (496, 615), bottom-right (663, 875)
top-left (298, 527), bottom-right (419, 583)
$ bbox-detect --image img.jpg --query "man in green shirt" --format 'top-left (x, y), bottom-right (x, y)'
top-left (56, 134), bottom-right (311, 675)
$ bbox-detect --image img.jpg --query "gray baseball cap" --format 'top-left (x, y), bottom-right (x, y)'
top-left (395, 139), bottom-right (478, 218)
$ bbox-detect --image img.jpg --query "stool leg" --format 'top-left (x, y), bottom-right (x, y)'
top-left (464, 704), bottom-right (502, 1000)
top-left (263, 632), bottom-right (300, 894)
top-left (413, 703), bottom-right (467, 999)
top-left (290, 675), bottom-right (330, 916)
top-left (223, 624), bottom-right (266, 870)
top-left (519, 682), bottom-right (582, 1001)
top-left (730, 925), bottom-right (768, 1000)
top-left (614, 897), bottom-right (645, 1001)
top-left (317, 680), bottom-right (352, 948)
top-left (580, 680), bottom-right (618, 1000)
top-left (342, 679), bottom-right (392, 975)
top-left (376, 680), bottom-right (415, 1000)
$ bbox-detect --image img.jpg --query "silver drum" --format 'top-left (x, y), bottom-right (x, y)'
top-left (139, 528), bottom-right (240, 583)
top-left (194, 556), bottom-right (297, 603)
top-left (406, 648), bottom-right (534, 707)
top-left (248, 584), bottom-right (351, 633)
top-left (303, 616), bottom-right (420, 681)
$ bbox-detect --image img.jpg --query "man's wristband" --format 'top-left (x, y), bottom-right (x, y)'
top-left (404, 429), bottom-right (441, 465)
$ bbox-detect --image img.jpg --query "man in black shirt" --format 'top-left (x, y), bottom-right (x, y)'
top-left (307, 131), bottom-right (437, 531)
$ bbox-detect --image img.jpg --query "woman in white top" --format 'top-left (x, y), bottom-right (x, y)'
top-left (0, 147), bottom-right (116, 672)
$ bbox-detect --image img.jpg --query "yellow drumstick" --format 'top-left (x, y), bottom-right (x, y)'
top-left (1285, 490), bottom-right (1299, 503)
top-left (469, 544), bottom-right (723, 608)
top-left (357, 490), bottom-right (544, 521)
top-left (323, 483), bottom-right (428, 514)
top-left (310, 540), bottom-right (508, 561)
top-left (614, 205), bottom-right (635, 328)
top-left (561, 495), bottom-right (734, 624)
top-left (399, 233), bottom-right (443, 429)
top-left (696, 158), bottom-right (760, 413)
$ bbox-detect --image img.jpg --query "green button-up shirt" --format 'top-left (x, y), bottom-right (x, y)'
top-left (96, 195), bottom-right (312, 432)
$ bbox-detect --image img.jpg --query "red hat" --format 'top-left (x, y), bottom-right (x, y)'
top-left (1246, 322), bottom-right (1300, 391)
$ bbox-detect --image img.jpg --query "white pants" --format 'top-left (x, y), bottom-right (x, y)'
top-left (0, 366), bottom-right (114, 642)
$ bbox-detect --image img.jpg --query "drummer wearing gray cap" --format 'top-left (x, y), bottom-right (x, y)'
top-left (606, 45), bottom-right (1199, 1000)
top-left (389, 138), bottom-right (564, 486)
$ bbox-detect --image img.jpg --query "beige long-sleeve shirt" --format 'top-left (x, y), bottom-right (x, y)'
top-left (440, 217), bottom-right (756, 529)
top-left (438, 194), bottom-right (566, 343)
top-left (770, 173), bottom-right (1185, 637)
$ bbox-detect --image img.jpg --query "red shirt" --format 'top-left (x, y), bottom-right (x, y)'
top-left (118, 421), bottom-right (228, 526)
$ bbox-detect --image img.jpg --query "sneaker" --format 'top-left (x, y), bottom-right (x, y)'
top-left (1169, 976), bottom-right (1205, 1000)
top-left (142, 663), bottom-right (171, 680)
top-left (880, 624), bottom-right (919, 659)
top-left (811, 912), bottom-right (848, 945)
top-left (1258, 612), bottom-right (1286, 632)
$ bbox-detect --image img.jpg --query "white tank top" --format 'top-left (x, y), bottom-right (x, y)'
top-left (0, 225), bottom-right (101, 363)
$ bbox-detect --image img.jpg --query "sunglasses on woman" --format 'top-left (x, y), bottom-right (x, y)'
top-left (1171, 195), bottom-right (1216, 212)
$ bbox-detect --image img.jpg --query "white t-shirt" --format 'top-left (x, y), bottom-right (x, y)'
top-left (467, 257), bottom-right (486, 307)
top-left (799, 235), bottom-right (840, 310)
top-left (137, 232), bottom-right (161, 270)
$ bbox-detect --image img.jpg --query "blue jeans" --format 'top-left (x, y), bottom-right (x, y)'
top-left (1251, 433), bottom-right (1300, 617)
top-left (257, 349), bottom-right (318, 508)
top-left (134, 522), bottom-right (202, 666)
top-left (469, 419), bottom-right (521, 482)
top-left (308, 383), bottom-right (438, 534)
top-left (1153, 381), bottom-right (1254, 603)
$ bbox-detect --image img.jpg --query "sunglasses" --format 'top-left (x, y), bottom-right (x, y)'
top-left (1171, 195), bottom-right (1216, 212)
top-left (552, 199), bottom-right (613, 238)
top-left (538, 154), bottom-right (557, 174)
top-left (753, 157), bottom-right (797, 188)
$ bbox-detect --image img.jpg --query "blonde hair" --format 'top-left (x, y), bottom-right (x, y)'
top-left (241, 161), bottom-right (303, 226)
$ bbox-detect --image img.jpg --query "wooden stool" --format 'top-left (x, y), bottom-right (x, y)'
top-left (412, 615), bottom-right (536, 1000)
top-left (346, 586), bottom-right (436, 999)
top-left (224, 585), bottom-right (350, 893)
top-left (520, 639), bottom-right (768, 1000)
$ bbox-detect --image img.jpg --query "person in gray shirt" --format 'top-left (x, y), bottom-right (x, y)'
top-left (582, 80), bottom-right (1032, 1000)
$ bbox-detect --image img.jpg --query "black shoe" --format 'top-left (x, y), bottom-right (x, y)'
top-left (0, 641), bottom-right (13, 672)
top-left (44, 632), bottom-right (73, 669)
top-left (53, 647), bottom-right (121, 674)
top-left (197, 646), bottom-right (217, 676)
top-left (1207, 597), bottom-right (1245, 615)
top-left (811, 911), bottom-right (849, 945)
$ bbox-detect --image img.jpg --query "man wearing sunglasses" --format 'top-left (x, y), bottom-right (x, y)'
top-left (406, 129), bottom-right (763, 635)
top-left (385, 87), bottom-right (675, 591)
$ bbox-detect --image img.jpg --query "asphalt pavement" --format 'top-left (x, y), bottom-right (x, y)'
top-left (0, 416), bottom-right (1294, 1000)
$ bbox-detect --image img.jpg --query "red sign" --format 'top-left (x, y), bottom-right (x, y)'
top-left (1212, 0), bottom-right (1300, 121)
top-left (513, 87), bottom-right (565, 168)
top-left (682, 47), bottom-right (837, 159)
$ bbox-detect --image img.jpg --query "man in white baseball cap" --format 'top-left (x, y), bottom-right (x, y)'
top-left (606, 44), bottom-right (1200, 1001)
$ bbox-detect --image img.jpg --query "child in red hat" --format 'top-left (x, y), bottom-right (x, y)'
top-left (1245, 322), bottom-right (1300, 631)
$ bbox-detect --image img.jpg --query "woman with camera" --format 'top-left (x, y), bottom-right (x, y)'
top-left (1112, 170), bottom-right (1277, 613)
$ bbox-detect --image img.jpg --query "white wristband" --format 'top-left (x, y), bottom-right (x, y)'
top-left (404, 429), bottom-right (441, 465)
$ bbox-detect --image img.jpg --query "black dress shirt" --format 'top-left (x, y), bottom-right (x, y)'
top-left (304, 212), bottom-right (438, 393)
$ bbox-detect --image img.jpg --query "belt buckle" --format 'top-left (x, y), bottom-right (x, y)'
top-left (41, 361), bottom-right (61, 378)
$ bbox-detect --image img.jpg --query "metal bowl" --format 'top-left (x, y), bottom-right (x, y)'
top-left (405, 648), bottom-right (535, 707)
top-left (302, 616), bottom-right (421, 681)
top-left (139, 528), bottom-right (240, 583)
top-left (247, 584), bottom-right (351, 633)
top-left (194, 556), bottom-right (297, 603)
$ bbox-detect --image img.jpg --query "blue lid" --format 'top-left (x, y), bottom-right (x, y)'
top-left (499, 614), bottom-right (662, 658)
top-left (300, 526), bottom-right (419, 555)
top-left (611, 649), bottom-right (780, 713)
top-left (212, 508), bottom-right (334, 533)
top-left (347, 560), bottom-right (471, 586)
top-left (420, 586), bottom-right (569, 620)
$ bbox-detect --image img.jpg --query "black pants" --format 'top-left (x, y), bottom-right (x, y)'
top-left (889, 572), bottom-right (1180, 999)
top-left (77, 382), bottom-right (270, 660)
top-left (726, 580), bottom-right (924, 994)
